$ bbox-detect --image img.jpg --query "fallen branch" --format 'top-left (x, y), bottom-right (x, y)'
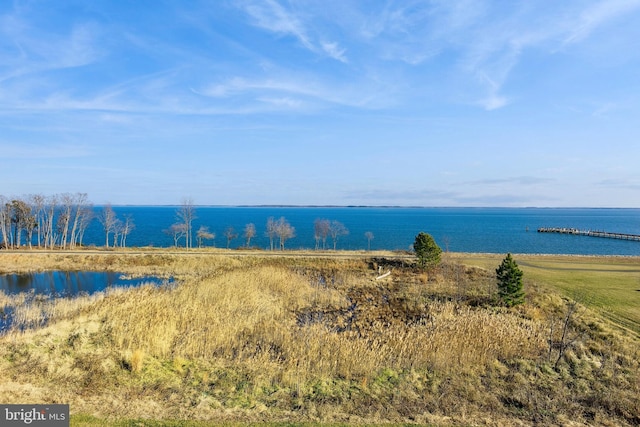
top-left (376, 270), bottom-right (391, 280)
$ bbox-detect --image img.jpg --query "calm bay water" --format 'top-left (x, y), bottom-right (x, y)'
top-left (81, 207), bottom-right (640, 256)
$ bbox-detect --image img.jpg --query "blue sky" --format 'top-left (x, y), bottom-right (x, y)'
top-left (1, 0), bottom-right (640, 207)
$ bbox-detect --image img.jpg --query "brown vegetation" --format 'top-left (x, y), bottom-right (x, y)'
top-left (0, 251), bottom-right (638, 425)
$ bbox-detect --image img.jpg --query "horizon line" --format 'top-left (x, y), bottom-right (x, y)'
top-left (103, 204), bottom-right (640, 209)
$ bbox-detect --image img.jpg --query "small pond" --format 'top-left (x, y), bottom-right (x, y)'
top-left (0, 271), bottom-right (171, 297)
top-left (0, 271), bottom-right (174, 332)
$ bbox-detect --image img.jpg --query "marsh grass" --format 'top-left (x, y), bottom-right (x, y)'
top-left (0, 251), bottom-right (638, 425)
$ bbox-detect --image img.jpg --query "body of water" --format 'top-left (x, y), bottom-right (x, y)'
top-left (75, 207), bottom-right (640, 256)
top-left (0, 271), bottom-right (169, 297)
top-left (0, 272), bottom-right (171, 331)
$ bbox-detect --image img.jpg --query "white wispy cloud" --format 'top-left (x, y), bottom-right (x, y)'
top-left (256, 96), bottom-right (303, 109)
top-left (201, 77), bottom-right (314, 98)
top-left (359, 0), bottom-right (638, 111)
top-left (3, 1), bottom-right (639, 120)
top-left (0, 13), bottom-right (103, 79)
top-left (320, 41), bottom-right (347, 63)
top-left (240, 0), bottom-right (313, 49)
top-left (237, 0), bottom-right (348, 62)
top-left (356, 1), bottom-right (446, 64)
top-left (334, 1), bottom-right (516, 108)
top-left (197, 73), bottom-right (387, 110)
top-left (563, 0), bottom-right (640, 45)
top-left (475, 72), bottom-right (509, 110)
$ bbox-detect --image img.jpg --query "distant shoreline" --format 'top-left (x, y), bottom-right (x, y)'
top-left (107, 204), bottom-right (640, 209)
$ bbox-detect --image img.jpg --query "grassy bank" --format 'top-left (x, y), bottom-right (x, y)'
top-left (0, 250), bottom-right (638, 426)
top-left (454, 253), bottom-right (640, 336)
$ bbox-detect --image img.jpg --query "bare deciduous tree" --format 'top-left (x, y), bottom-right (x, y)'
top-left (275, 217), bottom-right (295, 250)
top-left (68, 193), bottom-right (91, 249)
top-left (98, 204), bottom-right (118, 248)
top-left (165, 223), bottom-right (187, 247)
top-left (0, 196), bottom-right (10, 248)
top-left (244, 223), bottom-right (256, 247)
top-left (75, 202), bottom-right (94, 247)
top-left (442, 235), bottom-right (451, 253)
top-left (1, 193), bottom-right (94, 249)
top-left (119, 215), bottom-right (134, 248)
top-left (42, 195), bottom-right (58, 248)
top-left (24, 213), bottom-right (37, 249)
top-left (177, 198), bottom-right (196, 249)
top-left (329, 220), bottom-right (349, 250)
top-left (314, 218), bottom-right (330, 250)
top-left (266, 217), bottom-right (277, 251)
top-left (548, 298), bottom-right (585, 370)
top-left (29, 194), bottom-right (46, 247)
top-left (196, 226), bottom-right (215, 247)
top-left (58, 193), bottom-right (74, 249)
top-left (112, 218), bottom-right (123, 248)
top-left (224, 226), bottom-right (238, 249)
top-left (365, 231), bottom-right (374, 251)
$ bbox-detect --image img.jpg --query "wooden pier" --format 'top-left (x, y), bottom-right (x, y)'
top-left (537, 227), bottom-right (640, 242)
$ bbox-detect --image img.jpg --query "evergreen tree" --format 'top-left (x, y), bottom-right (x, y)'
top-left (413, 232), bottom-right (442, 270)
top-left (496, 253), bottom-right (525, 306)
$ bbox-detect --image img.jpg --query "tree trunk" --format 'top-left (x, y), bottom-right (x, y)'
top-left (0, 202), bottom-right (9, 248)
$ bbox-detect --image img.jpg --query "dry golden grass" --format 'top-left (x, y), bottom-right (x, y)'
top-left (0, 251), bottom-right (638, 425)
top-left (98, 262), bottom-right (542, 384)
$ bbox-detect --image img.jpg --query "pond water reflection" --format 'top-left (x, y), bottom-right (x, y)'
top-left (0, 271), bottom-right (173, 332)
top-left (0, 271), bottom-right (171, 297)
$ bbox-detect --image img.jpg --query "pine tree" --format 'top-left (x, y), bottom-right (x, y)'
top-left (496, 253), bottom-right (525, 306)
top-left (413, 232), bottom-right (442, 270)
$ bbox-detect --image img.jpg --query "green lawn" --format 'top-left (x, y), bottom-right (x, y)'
top-left (455, 254), bottom-right (640, 335)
